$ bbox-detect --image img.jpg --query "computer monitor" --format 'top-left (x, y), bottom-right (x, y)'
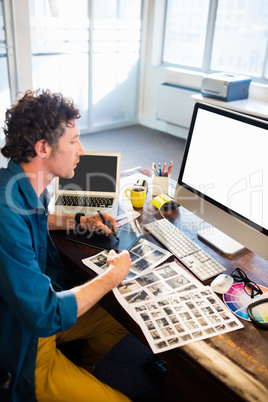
top-left (174, 102), bottom-right (268, 259)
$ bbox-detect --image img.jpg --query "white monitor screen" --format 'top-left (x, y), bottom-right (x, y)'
top-left (178, 103), bottom-right (268, 236)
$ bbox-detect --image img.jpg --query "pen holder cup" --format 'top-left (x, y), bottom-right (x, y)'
top-left (152, 176), bottom-right (170, 196)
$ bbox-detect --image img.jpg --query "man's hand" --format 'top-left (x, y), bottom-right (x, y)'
top-left (71, 249), bottom-right (131, 318)
top-left (48, 211), bottom-right (117, 237)
top-left (106, 250), bottom-right (131, 287)
top-left (80, 212), bottom-right (117, 237)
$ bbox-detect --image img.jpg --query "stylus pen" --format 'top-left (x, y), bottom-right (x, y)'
top-left (97, 210), bottom-right (119, 241)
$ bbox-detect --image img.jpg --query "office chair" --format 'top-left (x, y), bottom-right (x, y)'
top-left (0, 369), bottom-right (12, 393)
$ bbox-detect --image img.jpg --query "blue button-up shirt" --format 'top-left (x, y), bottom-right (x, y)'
top-left (0, 160), bottom-right (78, 401)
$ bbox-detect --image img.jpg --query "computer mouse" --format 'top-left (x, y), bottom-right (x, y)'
top-left (210, 274), bottom-right (234, 294)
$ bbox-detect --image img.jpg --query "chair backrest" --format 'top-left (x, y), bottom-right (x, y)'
top-left (0, 369), bottom-right (12, 392)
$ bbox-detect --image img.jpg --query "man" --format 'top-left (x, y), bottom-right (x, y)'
top-left (0, 89), bottom-right (132, 401)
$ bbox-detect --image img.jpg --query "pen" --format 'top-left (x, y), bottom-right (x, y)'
top-left (162, 162), bottom-right (166, 176)
top-left (167, 161), bottom-right (173, 175)
top-left (97, 210), bottom-right (119, 241)
top-left (151, 162), bottom-right (158, 176)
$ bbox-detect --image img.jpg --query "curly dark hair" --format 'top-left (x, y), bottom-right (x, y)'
top-left (1, 89), bottom-right (81, 163)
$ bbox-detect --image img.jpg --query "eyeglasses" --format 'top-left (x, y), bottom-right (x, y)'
top-left (231, 268), bottom-right (263, 299)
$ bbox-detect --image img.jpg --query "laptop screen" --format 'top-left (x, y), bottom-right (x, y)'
top-left (58, 154), bottom-right (119, 193)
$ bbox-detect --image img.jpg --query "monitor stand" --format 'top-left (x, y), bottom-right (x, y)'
top-left (198, 225), bottom-right (245, 256)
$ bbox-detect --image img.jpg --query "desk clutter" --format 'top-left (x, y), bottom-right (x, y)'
top-left (151, 161), bottom-right (173, 196)
top-left (151, 161), bottom-right (173, 177)
top-left (151, 194), bottom-right (175, 210)
top-left (78, 170), bottom-right (267, 353)
top-left (125, 185), bottom-right (147, 208)
top-left (218, 267), bottom-right (268, 327)
top-left (66, 225), bottom-right (143, 252)
top-left (83, 238), bottom-right (243, 354)
top-left (223, 282), bottom-right (268, 322)
top-left (247, 298), bottom-right (268, 329)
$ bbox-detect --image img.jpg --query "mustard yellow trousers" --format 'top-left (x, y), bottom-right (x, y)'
top-left (35, 304), bottom-right (131, 401)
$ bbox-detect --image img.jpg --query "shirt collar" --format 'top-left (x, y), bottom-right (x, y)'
top-left (8, 159), bottom-right (47, 212)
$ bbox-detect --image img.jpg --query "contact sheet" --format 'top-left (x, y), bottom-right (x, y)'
top-left (82, 240), bottom-right (243, 353)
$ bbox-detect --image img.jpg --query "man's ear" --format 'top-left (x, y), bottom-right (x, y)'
top-left (35, 139), bottom-right (51, 158)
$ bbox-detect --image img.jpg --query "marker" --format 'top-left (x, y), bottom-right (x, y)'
top-left (97, 210), bottom-right (119, 241)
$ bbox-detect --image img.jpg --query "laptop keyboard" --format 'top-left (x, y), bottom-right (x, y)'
top-left (55, 195), bottom-right (114, 208)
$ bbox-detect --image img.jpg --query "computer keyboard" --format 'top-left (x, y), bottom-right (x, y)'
top-left (55, 195), bottom-right (114, 208)
top-left (144, 219), bottom-right (226, 281)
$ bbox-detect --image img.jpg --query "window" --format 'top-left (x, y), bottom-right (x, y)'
top-left (29, 0), bottom-right (89, 129)
top-left (29, 0), bottom-right (142, 132)
top-left (0, 0), bottom-right (11, 139)
top-left (91, 0), bottom-right (141, 128)
top-left (162, 0), bottom-right (268, 83)
top-left (163, 0), bottom-right (210, 70)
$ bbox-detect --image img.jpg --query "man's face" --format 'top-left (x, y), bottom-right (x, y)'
top-left (48, 120), bottom-right (85, 179)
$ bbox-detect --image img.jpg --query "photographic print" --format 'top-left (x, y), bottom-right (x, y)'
top-left (82, 239), bottom-right (171, 281)
top-left (91, 253), bottom-right (107, 267)
top-left (131, 242), bottom-right (155, 257)
top-left (136, 272), bottom-right (159, 287)
top-left (117, 281), bottom-right (140, 295)
top-left (111, 262), bottom-right (243, 354)
top-left (124, 290), bottom-right (150, 304)
top-left (132, 286), bottom-right (244, 354)
top-left (155, 264), bottom-right (178, 279)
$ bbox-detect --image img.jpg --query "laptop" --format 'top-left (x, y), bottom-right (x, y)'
top-left (53, 151), bottom-right (121, 219)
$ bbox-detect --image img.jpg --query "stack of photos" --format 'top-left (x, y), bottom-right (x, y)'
top-left (82, 241), bottom-right (244, 353)
top-left (113, 260), bottom-right (201, 319)
top-left (82, 239), bottom-right (172, 283)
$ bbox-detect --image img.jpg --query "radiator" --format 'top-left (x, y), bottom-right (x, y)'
top-left (157, 83), bottom-right (199, 128)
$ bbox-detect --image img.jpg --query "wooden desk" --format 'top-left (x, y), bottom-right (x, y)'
top-left (51, 167), bottom-right (268, 402)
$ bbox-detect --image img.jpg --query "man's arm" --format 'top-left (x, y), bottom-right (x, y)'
top-left (48, 211), bottom-right (117, 237)
top-left (70, 249), bottom-right (131, 317)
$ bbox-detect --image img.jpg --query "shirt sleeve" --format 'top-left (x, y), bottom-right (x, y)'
top-left (0, 201), bottom-right (78, 337)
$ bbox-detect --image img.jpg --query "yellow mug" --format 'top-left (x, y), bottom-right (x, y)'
top-left (125, 186), bottom-right (146, 208)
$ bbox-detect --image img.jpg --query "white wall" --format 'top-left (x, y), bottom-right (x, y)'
top-left (12, 0), bottom-right (32, 93)
top-left (0, 139), bottom-right (7, 168)
top-left (139, 0), bottom-right (268, 139)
